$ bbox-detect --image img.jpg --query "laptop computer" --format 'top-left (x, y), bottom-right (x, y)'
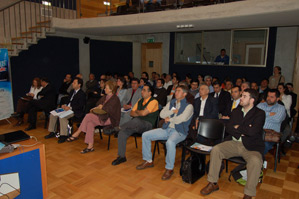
top-left (0, 130), bottom-right (30, 144)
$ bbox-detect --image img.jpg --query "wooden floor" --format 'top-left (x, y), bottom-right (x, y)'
top-left (1, 117), bottom-right (299, 199)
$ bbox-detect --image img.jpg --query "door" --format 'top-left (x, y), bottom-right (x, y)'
top-left (141, 43), bottom-right (163, 76)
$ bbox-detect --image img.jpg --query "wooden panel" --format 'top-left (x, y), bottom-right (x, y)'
top-left (141, 43), bottom-right (163, 76)
top-left (78, 0), bottom-right (120, 18)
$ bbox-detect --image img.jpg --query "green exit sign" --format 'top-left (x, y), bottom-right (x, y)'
top-left (147, 38), bottom-right (155, 43)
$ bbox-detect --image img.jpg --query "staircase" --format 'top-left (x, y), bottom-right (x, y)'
top-left (0, 0), bottom-right (76, 57)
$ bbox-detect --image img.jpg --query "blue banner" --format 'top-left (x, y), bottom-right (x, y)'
top-left (0, 48), bottom-right (14, 120)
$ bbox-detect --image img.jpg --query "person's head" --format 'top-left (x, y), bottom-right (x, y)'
top-left (161, 73), bottom-right (167, 80)
top-left (40, 77), bottom-right (50, 87)
top-left (72, 77), bottom-right (83, 90)
top-left (204, 75), bottom-right (212, 86)
top-left (131, 78), bottom-right (140, 90)
top-left (277, 83), bottom-right (287, 95)
top-left (128, 72), bottom-right (134, 79)
top-left (113, 73), bottom-right (119, 79)
top-left (106, 72), bottom-right (112, 79)
top-left (32, 77), bottom-right (41, 88)
top-left (151, 72), bottom-right (156, 79)
top-left (220, 49), bottom-right (226, 57)
top-left (142, 85), bottom-right (153, 99)
top-left (185, 73), bottom-right (192, 83)
top-left (76, 74), bottom-right (83, 79)
top-left (156, 78), bottom-right (165, 88)
top-left (274, 66), bottom-right (282, 75)
top-left (165, 74), bottom-right (172, 82)
top-left (142, 72), bottom-right (149, 80)
top-left (172, 72), bottom-right (178, 78)
top-left (212, 77), bottom-right (219, 83)
top-left (197, 74), bottom-right (203, 83)
top-left (155, 73), bottom-right (160, 80)
top-left (250, 82), bottom-right (259, 91)
top-left (190, 80), bottom-right (199, 90)
top-left (225, 80), bottom-right (233, 91)
top-left (123, 75), bottom-right (130, 83)
top-left (105, 80), bottom-right (117, 95)
top-left (286, 83), bottom-right (294, 92)
top-left (241, 82), bottom-right (250, 92)
top-left (235, 78), bottom-right (243, 86)
top-left (89, 73), bottom-right (95, 81)
top-left (100, 79), bottom-right (107, 88)
top-left (172, 76), bottom-right (180, 85)
top-left (266, 89), bottom-right (280, 106)
top-left (117, 77), bottom-right (126, 89)
top-left (140, 78), bottom-right (147, 87)
top-left (213, 81), bottom-right (222, 93)
top-left (65, 74), bottom-right (72, 83)
top-left (199, 84), bottom-right (210, 98)
top-left (100, 74), bottom-right (106, 80)
top-left (175, 85), bottom-right (188, 101)
top-left (260, 78), bottom-right (269, 88)
top-left (231, 86), bottom-right (241, 100)
top-left (240, 88), bottom-right (259, 108)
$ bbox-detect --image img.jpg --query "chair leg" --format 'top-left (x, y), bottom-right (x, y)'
top-left (135, 136), bottom-right (138, 148)
top-left (107, 135), bottom-right (111, 150)
top-left (44, 114), bottom-right (49, 129)
top-left (274, 142), bottom-right (279, 172)
top-left (225, 160), bottom-right (228, 173)
top-left (163, 143), bottom-right (167, 157)
top-left (157, 142), bottom-right (160, 154)
top-left (99, 131), bottom-right (103, 140)
top-left (180, 146), bottom-right (186, 176)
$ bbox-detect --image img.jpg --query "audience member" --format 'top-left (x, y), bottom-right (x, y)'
top-left (197, 74), bottom-right (204, 85)
top-left (189, 79), bottom-right (199, 97)
top-left (45, 77), bottom-right (86, 143)
top-left (12, 77), bottom-right (43, 126)
top-left (224, 80), bottom-right (233, 93)
top-left (235, 78), bottom-right (243, 87)
top-left (112, 85), bottom-right (159, 165)
top-left (25, 78), bottom-right (56, 131)
top-left (259, 78), bottom-right (270, 94)
top-left (85, 73), bottom-right (98, 97)
top-left (269, 66), bottom-right (285, 89)
top-left (163, 74), bottom-right (172, 90)
top-left (116, 77), bottom-right (128, 105)
top-left (57, 74), bottom-right (72, 104)
top-left (277, 83), bottom-right (292, 118)
top-left (139, 78), bottom-right (147, 89)
top-left (124, 75), bottom-right (131, 88)
top-left (210, 81), bottom-right (231, 118)
top-left (286, 83), bottom-right (297, 119)
top-left (222, 85), bottom-right (241, 119)
top-left (68, 81), bottom-right (121, 153)
top-left (153, 78), bottom-right (168, 108)
top-left (128, 71), bottom-right (134, 79)
top-left (257, 89), bottom-right (286, 154)
top-left (250, 81), bottom-right (259, 91)
top-left (214, 49), bottom-right (229, 65)
top-left (241, 82), bottom-right (250, 93)
top-left (136, 85), bottom-right (193, 180)
top-left (204, 75), bottom-right (214, 93)
top-left (167, 76), bottom-right (179, 103)
top-left (85, 79), bottom-right (106, 113)
top-left (184, 73), bottom-right (192, 86)
top-left (200, 89), bottom-right (265, 199)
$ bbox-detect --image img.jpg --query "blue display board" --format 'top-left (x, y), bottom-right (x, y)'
top-left (0, 149), bottom-right (43, 199)
top-left (0, 48), bottom-right (14, 120)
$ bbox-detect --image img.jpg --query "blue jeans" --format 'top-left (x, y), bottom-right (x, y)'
top-left (264, 142), bottom-right (275, 155)
top-left (142, 127), bottom-right (187, 170)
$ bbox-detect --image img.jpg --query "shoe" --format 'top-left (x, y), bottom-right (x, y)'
top-left (44, 132), bottom-right (56, 139)
top-left (161, 169), bottom-right (173, 180)
top-left (67, 136), bottom-right (79, 142)
top-left (81, 147), bottom-right (95, 154)
top-left (243, 194), bottom-right (252, 199)
top-left (136, 161), bottom-right (154, 170)
top-left (14, 120), bottom-right (24, 127)
top-left (200, 182), bottom-right (219, 195)
top-left (112, 156), bottom-right (127, 166)
top-left (25, 125), bottom-right (36, 131)
top-left (58, 136), bottom-right (68, 144)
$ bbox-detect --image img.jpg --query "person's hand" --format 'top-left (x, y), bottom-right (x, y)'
top-left (28, 93), bottom-right (34, 97)
top-left (269, 112), bottom-right (276, 116)
top-left (64, 106), bottom-right (70, 111)
top-left (221, 116), bottom-right (230, 119)
top-left (94, 91), bottom-right (98, 94)
top-left (123, 105), bottom-right (131, 110)
top-left (61, 105), bottom-right (66, 109)
top-left (234, 125), bottom-right (239, 129)
top-left (97, 104), bottom-right (103, 109)
top-left (164, 117), bottom-right (170, 123)
top-left (63, 79), bottom-right (67, 82)
top-left (172, 109), bottom-right (178, 114)
top-left (195, 119), bottom-right (199, 130)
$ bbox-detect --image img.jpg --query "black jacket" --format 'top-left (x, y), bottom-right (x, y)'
top-left (65, 89), bottom-right (86, 120)
top-left (193, 95), bottom-right (218, 120)
top-left (209, 90), bottom-right (231, 116)
top-left (37, 83), bottom-right (56, 111)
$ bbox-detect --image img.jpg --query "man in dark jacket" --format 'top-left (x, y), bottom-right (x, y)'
top-left (200, 89), bottom-right (265, 199)
top-left (210, 81), bottom-right (231, 117)
top-left (153, 78), bottom-right (168, 108)
top-left (25, 77), bottom-right (56, 131)
top-left (45, 77), bottom-right (86, 143)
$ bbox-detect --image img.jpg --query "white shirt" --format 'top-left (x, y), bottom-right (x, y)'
top-left (214, 91), bottom-right (221, 98)
top-left (29, 86), bottom-right (43, 99)
top-left (199, 97), bottom-right (207, 116)
top-left (163, 81), bottom-right (173, 90)
top-left (281, 94), bottom-right (292, 117)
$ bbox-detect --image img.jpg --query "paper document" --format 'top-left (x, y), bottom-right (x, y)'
top-left (190, 143), bottom-right (213, 152)
top-left (50, 108), bottom-right (74, 118)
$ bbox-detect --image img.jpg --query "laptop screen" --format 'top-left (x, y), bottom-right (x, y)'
top-left (0, 130), bottom-right (30, 144)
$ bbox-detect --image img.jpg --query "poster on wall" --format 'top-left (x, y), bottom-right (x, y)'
top-left (0, 48), bottom-right (14, 120)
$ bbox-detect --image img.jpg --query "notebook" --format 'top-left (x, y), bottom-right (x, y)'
top-left (0, 130), bottom-right (30, 144)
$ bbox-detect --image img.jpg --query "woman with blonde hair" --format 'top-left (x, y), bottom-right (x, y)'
top-left (67, 81), bottom-right (121, 154)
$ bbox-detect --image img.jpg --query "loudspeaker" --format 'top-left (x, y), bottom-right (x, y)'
top-left (83, 37), bottom-right (90, 44)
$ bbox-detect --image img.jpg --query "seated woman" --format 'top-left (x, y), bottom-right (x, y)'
top-left (116, 77), bottom-right (127, 104)
top-left (12, 77), bottom-right (42, 126)
top-left (67, 81), bottom-right (121, 154)
top-left (278, 83), bottom-right (292, 118)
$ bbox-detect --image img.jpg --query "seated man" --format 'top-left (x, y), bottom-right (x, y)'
top-left (57, 74), bottom-right (72, 104)
top-left (222, 85), bottom-right (241, 119)
top-left (189, 79), bottom-right (199, 97)
top-left (257, 89), bottom-right (286, 154)
top-left (214, 49), bottom-right (229, 65)
top-left (85, 73), bottom-right (98, 98)
top-left (45, 77), bottom-right (86, 143)
top-left (25, 77), bottom-right (56, 131)
top-left (136, 85), bottom-right (193, 180)
top-left (210, 81), bottom-right (231, 118)
top-left (200, 89), bottom-right (265, 199)
top-left (153, 78), bottom-right (168, 109)
top-left (112, 85), bottom-right (159, 165)
top-left (119, 78), bottom-right (142, 126)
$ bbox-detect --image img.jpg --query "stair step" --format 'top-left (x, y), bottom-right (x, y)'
top-left (12, 42), bottom-right (24, 45)
top-left (21, 31), bottom-right (42, 35)
top-left (36, 20), bottom-right (51, 25)
top-left (29, 25), bottom-right (50, 30)
top-left (11, 36), bottom-right (33, 40)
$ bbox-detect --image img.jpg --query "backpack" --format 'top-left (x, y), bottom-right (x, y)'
top-left (181, 154), bottom-right (205, 184)
top-left (229, 164), bottom-right (263, 185)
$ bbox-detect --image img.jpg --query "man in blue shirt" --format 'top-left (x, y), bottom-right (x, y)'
top-left (214, 49), bottom-right (229, 65)
top-left (257, 89), bottom-right (286, 154)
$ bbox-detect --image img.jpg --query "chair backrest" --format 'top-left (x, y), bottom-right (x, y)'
top-left (197, 119), bottom-right (225, 141)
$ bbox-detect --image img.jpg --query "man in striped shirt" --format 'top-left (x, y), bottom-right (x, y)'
top-left (257, 89), bottom-right (286, 155)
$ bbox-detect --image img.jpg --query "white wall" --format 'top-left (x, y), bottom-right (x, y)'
top-left (274, 27), bottom-right (299, 83)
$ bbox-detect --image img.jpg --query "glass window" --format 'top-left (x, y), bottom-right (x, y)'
top-left (231, 28), bottom-right (269, 67)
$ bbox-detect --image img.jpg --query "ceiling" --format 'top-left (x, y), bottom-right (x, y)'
top-left (53, 0), bottom-right (299, 37)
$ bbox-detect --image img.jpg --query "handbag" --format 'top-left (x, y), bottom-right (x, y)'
top-left (264, 129), bottom-right (281, 143)
top-left (181, 154), bottom-right (205, 184)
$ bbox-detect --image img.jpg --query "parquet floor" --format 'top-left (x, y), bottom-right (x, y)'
top-left (1, 117), bottom-right (299, 199)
